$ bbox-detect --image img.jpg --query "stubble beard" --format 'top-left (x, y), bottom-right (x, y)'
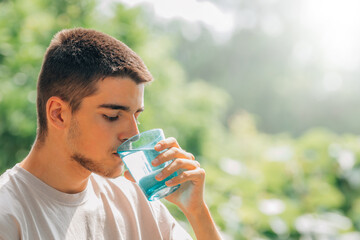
top-left (67, 117), bottom-right (121, 178)
top-left (71, 153), bottom-right (120, 178)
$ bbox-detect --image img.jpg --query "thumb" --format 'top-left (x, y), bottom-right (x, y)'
top-left (124, 170), bottom-right (136, 182)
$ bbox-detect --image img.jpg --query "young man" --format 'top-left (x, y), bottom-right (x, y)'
top-left (0, 28), bottom-right (222, 240)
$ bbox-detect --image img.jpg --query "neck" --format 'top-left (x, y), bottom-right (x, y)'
top-left (20, 137), bottom-right (91, 194)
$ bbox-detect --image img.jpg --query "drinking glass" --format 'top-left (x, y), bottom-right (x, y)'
top-left (117, 129), bottom-right (180, 201)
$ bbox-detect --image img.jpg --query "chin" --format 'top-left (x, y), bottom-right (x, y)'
top-left (100, 154), bottom-right (122, 177)
top-left (103, 163), bottom-right (124, 179)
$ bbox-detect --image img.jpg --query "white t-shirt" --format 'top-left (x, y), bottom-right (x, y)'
top-left (0, 164), bottom-right (192, 240)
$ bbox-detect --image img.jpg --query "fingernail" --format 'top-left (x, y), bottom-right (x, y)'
top-left (156, 172), bottom-right (163, 179)
top-left (166, 180), bottom-right (173, 185)
top-left (152, 159), bottom-right (159, 166)
top-left (155, 144), bottom-right (161, 150)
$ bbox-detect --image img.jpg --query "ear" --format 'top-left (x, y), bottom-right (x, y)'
top-left (46, 96), bottom-right (71, 130)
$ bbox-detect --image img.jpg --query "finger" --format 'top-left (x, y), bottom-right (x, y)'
top-left (165, 168), bottom-right (206, 186)
top-left (124, 170), bottom-right (136, 182)
top-left (152, 147), bottom-right (195, 167)
top-left (154, 137), bottom-right (180, 151)
top-left (156, 158), bottom-right (201, 181)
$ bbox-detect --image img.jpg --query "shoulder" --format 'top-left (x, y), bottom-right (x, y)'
top-left (0, 165), bottom-right (32, 217)
top-left (0, 168), bottom-right (22, 239)
top-left (0, 167), bottom-right (22, 209)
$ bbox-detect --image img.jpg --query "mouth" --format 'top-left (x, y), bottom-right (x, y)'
top-left (113, 153), bottom-right (124, 167)
top-left (112, 152), bottom-right (122, 159)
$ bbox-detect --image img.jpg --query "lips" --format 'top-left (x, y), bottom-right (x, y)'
top-left (113, 152), bottom-right (123, 160)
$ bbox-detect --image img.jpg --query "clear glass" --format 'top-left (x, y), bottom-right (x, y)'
top-left (117, 129), bottom-right (180, 201)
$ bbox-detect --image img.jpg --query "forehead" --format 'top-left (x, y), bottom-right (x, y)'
top-left (83, 76), bottom-right (145, 107)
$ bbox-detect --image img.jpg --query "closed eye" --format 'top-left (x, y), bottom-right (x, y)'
top-left (103, 115), bottom-right (119, 122)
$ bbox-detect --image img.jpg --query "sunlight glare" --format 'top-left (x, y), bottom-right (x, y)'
top-left (118, 0), bottom-right (235, 35)
top-left (323, 72), bottom-right (343, 92)
top-left (301, 0), bottom-right (360, 71)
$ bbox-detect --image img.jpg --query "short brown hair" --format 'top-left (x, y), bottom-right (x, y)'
top-left (37, 28), bottom-right (153, 142)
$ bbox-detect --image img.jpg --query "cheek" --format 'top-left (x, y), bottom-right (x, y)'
top-left (75, 132), bottom-right (111, 158)
top-left (75, 120), bottom-right (113, 152)
top-left (87, 127), bottom-right (112, 146)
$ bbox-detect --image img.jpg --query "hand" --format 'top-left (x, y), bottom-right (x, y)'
top-left (124, 138), bottom-right (222, 240)
top-left (124, 137), bottom-right (206, 214)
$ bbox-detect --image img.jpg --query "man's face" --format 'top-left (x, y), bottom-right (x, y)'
top-left (66, 76), bottom-right (144, 178)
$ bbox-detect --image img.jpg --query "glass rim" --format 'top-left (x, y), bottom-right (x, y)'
top-left (117, 128), bottom-right (164, 151)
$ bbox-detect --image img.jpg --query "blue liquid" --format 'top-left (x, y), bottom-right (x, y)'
top-left (139, 169), bottom-right (179, 200)
top-left (118, 148), bottom-right (180, 201)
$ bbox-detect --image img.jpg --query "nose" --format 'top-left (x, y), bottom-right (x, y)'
top-left (131, 117), bottom-right (140, 137)
top-left (118, 115), bottom-right (140, 142)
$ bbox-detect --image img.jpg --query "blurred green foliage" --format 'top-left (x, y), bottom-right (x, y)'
top-left (1, 0), bottom-right (360, 239)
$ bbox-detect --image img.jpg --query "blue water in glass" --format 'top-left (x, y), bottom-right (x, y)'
top-left (118, 148), bottom-right (180, 201)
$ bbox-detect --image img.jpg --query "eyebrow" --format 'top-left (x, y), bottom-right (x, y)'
top-left (98, 104), bottom-right (144, 113)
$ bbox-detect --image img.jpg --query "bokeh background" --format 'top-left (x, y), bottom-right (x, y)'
top-left (1, 0), bottom-right (360, 239)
